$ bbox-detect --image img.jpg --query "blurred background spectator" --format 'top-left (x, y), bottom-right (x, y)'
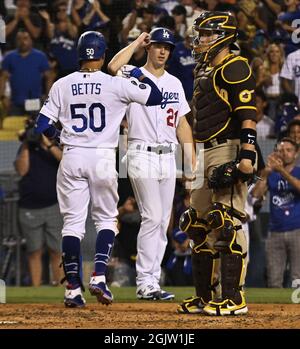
top-left (255, 88), bottom-right (275, 139)
top-left (167, 26), bottom-right (195, 103)
top-left (274, 92), bottom-right (300, 138)
top-left (14, 116), bottom-right (63, 286)
top-left (5, 0), bottom-right (43, 51)
top-left (256, 43), bottom-right (285, 120)
top-left (280, 48), bottom-right (300, 101)
top-left (287, 119), bottom-right (300, 165)
top-left (252, 137), bottom-right (300, 288)
top-left (0, 30), bottom-right (52, 116)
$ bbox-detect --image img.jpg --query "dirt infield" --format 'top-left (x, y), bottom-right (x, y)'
top-left (0, 303), bottom-right (299, 329)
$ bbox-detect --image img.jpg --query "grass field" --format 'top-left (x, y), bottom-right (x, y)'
top-left (5, 287), bottom-right (295, 304)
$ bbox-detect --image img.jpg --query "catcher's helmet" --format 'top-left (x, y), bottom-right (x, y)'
top-left (77, 31), bottom-right (107, 61)
top-left (149, 27), bottom-right (175, 48)
top-left (192, 11), bottom-right (237, 63)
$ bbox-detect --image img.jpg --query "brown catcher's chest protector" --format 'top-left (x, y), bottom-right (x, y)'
top-left (192, 57), bottom-right (240, 143)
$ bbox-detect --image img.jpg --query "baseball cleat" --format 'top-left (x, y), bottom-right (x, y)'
top-left (177, 296), bottom-right (206, 314)
top-left (159, 289), bottom-right (175, 300)
top-left (203, 298), bottom-right (248, 316)
top-left (136, 284), bottom-right (161, 300)
top-left (89, 275), bottom-right (113, 305)
top-left (64, 285), bottom-right (86, 308)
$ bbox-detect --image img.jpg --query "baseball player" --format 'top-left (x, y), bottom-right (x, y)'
top-left (108, 28), bottom-right (195, 300)
top-left (34, 31), bottom-right (162, 308)
top-left (177, 11), bottom-right (257, 316)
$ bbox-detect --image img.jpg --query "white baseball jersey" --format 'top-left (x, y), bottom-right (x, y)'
top-left (40, 71), bottom-right (152, 148)
top-left (280, 49), bottom-right (300, 101)
top-left (126, 67), bottom-right (191, 144)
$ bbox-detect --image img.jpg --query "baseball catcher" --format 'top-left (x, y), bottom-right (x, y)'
top-left (177, 11), bottom-right (257, 316)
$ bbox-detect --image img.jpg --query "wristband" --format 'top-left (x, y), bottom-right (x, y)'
top-left (238, 149), bottom-right (256, 165)
top-left (240, 128), bottom-right (256, 146)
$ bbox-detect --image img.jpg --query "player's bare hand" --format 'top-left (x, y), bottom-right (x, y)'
top-left (135, 32), bottom-right (151, 48)
top-left (238, 159), bottom-right (253, 174)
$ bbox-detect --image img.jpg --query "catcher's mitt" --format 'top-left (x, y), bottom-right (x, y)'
top-left (208, 161), bottom-right (254, 190)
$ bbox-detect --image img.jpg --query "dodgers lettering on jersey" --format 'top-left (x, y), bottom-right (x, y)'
top-left (39, 71), bottom-right (151, 147)
top-left (126, 67), bottom-right (190, 144)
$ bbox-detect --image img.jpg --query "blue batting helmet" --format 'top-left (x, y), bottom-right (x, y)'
top-left (149, 27), bottom-right (175, 48)
top-left (77, 31), bottom-right (107, 61)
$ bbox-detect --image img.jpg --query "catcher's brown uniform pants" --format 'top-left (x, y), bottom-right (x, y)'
top-left (191, 139), bottom-right (249, 286)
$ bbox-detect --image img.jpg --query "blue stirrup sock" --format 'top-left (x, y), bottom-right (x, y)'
top-left (62, 236), bottom-right (82, 288)
top-left (94, 229), bottom-right (115, 276)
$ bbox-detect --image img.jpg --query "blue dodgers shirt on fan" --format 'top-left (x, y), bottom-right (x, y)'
top-left (268, 167), bottom-right (300, 232)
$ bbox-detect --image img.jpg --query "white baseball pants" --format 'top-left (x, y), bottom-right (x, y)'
top-left (127, 143), bottom-right (176, 289)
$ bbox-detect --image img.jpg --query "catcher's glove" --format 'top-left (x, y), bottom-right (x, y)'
top-left (208, 161), bottom-right (254, 191)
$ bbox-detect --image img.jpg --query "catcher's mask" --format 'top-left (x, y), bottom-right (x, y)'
top-left (192, 11), bottom-right (237, 63)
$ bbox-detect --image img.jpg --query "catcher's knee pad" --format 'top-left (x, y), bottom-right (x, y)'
top-left (179, 207), bottom-right (210, 247)
top-left (207, 203), bottom-right (243, 254)
top-left (191, 248), bottom-right (219, 304)
top-left (221, 252), bottom-right (247, 305)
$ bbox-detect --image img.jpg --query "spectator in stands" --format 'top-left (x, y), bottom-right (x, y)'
top-left (121, 1), bottom-right (155, 44)
top-left (165, 187), bottom-right (192, 286)
top-left (274, 93), bottom-right (300, 139)
top-left (167, 26), bottom-right (195, 102)
top-left (109, 196), bottom-right (141, 287)
top-left (165, 228), bottom-right (192, 286)
top-left (256, 88), bottom-right (275, 139)
top-left (14, 116), bottom-right (63, 287)
top-left (287, 119), bottom-right (300, 165)
top-left (0, 30), bottom-right (52, 116)
top-left (42, 2), bottom-right (78, 78)
top-left (237, 0), bottom-right (268, 33)
top-left (259, 43), bottom-right (285, 120)
top-left (252, 137), bottom-right (300, 288)
top-left (5, 0), bottom-right (43, 51)
top-left (182, 0), bottom-right (207, 28)
top-left (280, 48), bottom-right (300, 102)
top-left (171, 4), bottom-right (187, 40)
top-left (72, 0), bottom-right (110, 33)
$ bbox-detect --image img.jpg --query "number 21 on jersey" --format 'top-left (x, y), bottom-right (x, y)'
top-left (166, 108), bottom-right (178, 128)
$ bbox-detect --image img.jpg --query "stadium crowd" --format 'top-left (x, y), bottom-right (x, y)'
top-left (1, 0), bottom-right (300, 289)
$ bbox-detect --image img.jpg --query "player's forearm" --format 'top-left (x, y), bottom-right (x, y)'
top-left (241, 119), bottom-right (256, 151)
top-left (177, 117), bottom-right (196, 172)
top-left (108, 42), bottom-right (139, 75)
